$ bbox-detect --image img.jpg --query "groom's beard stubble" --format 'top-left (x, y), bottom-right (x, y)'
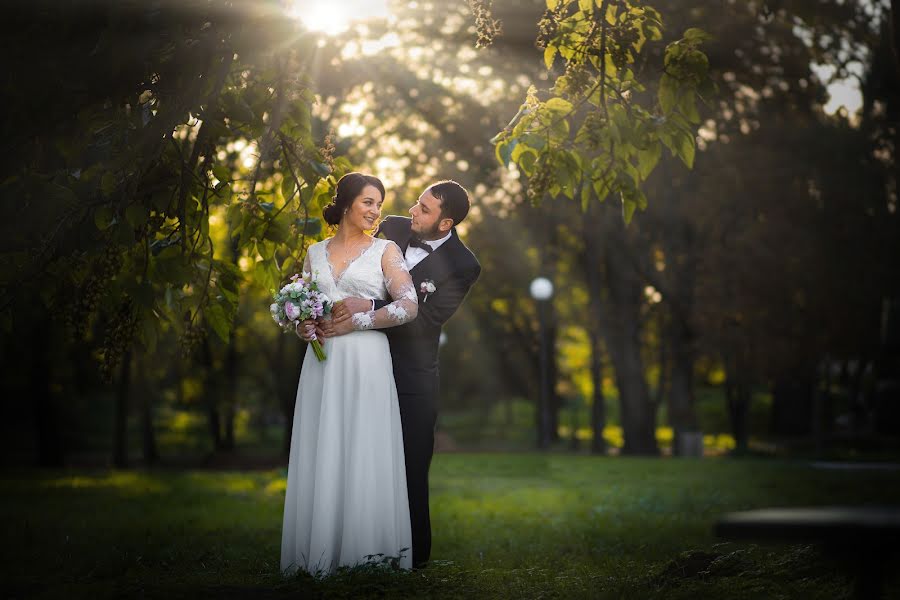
top-left (413, 222), bottom-right (442, 242)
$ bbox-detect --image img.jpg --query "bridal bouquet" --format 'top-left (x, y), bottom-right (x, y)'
top-left (270, 272), bottom-right (332, 361)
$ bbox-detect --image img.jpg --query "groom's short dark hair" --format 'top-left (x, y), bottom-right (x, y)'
top-left (428, 180), bottom-right (470, 226)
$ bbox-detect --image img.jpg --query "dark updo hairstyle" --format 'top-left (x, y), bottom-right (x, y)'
top-left (428, 180), bottom-right (471, 226)
top-left (322, 172), bottom-right (386, 226)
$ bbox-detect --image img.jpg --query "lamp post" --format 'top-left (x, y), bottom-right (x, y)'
top-left (530, 276), bottom-right (554, 450)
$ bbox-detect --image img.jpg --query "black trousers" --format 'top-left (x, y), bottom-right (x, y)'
top-left (397, 389), bottom-right (437, 567)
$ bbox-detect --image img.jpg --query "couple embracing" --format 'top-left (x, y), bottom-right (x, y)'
top-left (280, 172), bottom-right (480, 575)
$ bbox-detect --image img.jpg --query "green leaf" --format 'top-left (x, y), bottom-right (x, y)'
top-left (299, 184), bottom-right (315, 207)
top-left (100, 172), bottom-right (117, 197)
top-left (291, 103), bottom-right (312, 136)
top-left (200, 212), bottom-right (209, 240)
top-left (218, 284), bottom-right (239, 311)
top-left (94, 206), bottom-right (114, 230)
top-left (151, 191), bottom-right (170, 211)
top-left (592, 169), bottom-right (614, 202)
top-left (257, 239), bottom-right (275, 260)
top-left (580, 182), bottom-right (591, 211)
top-left (281, 176), bottom-right (296, 201)
top-left (544, 97), bottom-right (574, 116)
top-left (659, 73), bottom-right (677, 114)
top-left (214, 181), bottom-right (232, 201)
top-left (622, 196), bottom-right (636, 224)
top-left (546, 0), bottom-right (559, 9)
top-left (130, 281), bottom-right (155, 310)
top-left (296, 217), bottom-right (322, 236)
top-left (635, 188), bottom-right (648, 211)
top-left (233, 97), bottom-right (257, 124)
top-left (497, 139), bottom-right (517, 167)
top-left (544, 45), bottom-right (557, 70)
top-left (678, 90), bottom-right (701, 124)
top-left (204, 301), bottom-right (232, 343)
top-left (636, 143), bottom-right (661, 180)
top-left (677, 130), bottom-right (696, 169)
top-left (683, 27), bottom-right (713, 43)
top-left (125, 203), bottom-right (147, 229)
top-left (213, 165), bottom-right (231, 183)
top-left (510, 141), bottom-right (536, 165)
top-left (518, 150), bottom-right (538, 177)
top-left (311, 161), bottom-right (331, 177)
top-left (203, 118), bottom-right (232, 141)
top-left (226, 203), bottom-right (243, 233)
top-left (264, 219), bottom-right (289, 244)
top-left (139, 310), bottom-right (158, 353)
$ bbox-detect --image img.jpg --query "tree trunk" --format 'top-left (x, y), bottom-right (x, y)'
top-left (589, 329), bottom-right (608, 455)
top-left (200, 336), bottom-right (223, 452)
top-left (771, 371), bottom-right (814, 436)
top-left (278, 334), bottom-right (299, 456)
top-left (113, 349), bottom-right (131, 468)
top-left (849, 357), bottom-right (870, 431)
top-left (725, 352), bottom-right (751, 455)
top-left (602, 213), bottom-right (658, 456)
top-left (669, 316), bottom-right (699, 455)
top-left (222, 336), bottom-right (238, 452)
top-left (32, 325), bottom-right (63, 467)
top-left (222, 236), bottom-right (241, 452)
top-left (582, 198), bottom-right (610, 455)
top-left (137, 352), bottom-right (159, 465)
top-left (655, 315), bottom-right (668, 409)
top-left (547, 320), bottom-right (560, 442)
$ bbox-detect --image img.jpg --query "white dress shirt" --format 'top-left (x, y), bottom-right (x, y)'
top-left (404, 230), bottom-right (452, 271)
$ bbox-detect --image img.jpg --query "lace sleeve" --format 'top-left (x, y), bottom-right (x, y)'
top-left (351, 241), bottom-right (418, 330)
top-left (302, 251), bottom-right (311, 276)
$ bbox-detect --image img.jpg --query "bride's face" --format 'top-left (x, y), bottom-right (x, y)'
top-left (343, 184), bottom-right (383, 232)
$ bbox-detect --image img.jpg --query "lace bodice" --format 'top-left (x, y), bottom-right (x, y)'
top-left (303, 237), bottom-right (418, 330)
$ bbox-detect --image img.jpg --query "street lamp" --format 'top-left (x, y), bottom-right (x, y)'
top-left (530, 276), bottom-right (554, 449)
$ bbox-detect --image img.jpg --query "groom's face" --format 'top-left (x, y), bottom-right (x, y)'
top-left (410, 190), bottom-right (452, 240)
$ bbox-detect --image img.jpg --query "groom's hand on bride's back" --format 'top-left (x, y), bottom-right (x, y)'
top-left (319, 297), bottom-right (372, 338)
top-left (320, 315), bottom-right (355, 337)
top-left (335, 297), bottom-right (373, 317)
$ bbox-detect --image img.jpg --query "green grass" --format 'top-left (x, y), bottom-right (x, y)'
top-left (3, 455), bottom-right (900, 599)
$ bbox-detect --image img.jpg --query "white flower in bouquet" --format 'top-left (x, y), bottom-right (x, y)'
top-left (270, 272), bottom-right (333, 361)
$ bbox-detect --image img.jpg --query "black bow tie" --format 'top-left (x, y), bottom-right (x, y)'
top-left (408, 238), bottom-right (433, 254)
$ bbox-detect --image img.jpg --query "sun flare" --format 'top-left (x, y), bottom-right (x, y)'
top-left (287, 0), bottom-right (391, 36)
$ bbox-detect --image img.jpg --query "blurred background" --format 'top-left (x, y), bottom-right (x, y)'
top-left (2, 0), bottom-right (898, 469)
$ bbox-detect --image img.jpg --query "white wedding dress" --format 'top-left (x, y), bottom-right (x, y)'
top-left (281, 236), bottom-right (417, 576)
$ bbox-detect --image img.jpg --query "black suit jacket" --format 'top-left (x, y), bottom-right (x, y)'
top-left (374, 215), bottom-right (481, 396)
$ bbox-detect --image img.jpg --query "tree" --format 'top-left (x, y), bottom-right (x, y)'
top-left (0, 0), bottom-right (350, 464)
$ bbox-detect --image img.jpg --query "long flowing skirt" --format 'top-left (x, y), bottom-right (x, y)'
top-left (280, 330), bottom-right (412, 575)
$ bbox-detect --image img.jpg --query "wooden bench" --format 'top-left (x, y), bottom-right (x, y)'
top-left (715, 507), bottom-right (900, 599)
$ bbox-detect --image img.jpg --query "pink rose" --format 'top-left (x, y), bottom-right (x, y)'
top-left (284, 301), bottom-right (300, 321)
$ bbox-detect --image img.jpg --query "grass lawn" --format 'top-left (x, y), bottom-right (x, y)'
top-left (3, 455), bottom-right (900, 599)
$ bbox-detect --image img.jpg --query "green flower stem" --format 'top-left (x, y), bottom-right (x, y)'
top-left (310, 339), bottom-right (327, 362)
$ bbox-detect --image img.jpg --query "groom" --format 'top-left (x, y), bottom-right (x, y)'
top-left (320, 180), bottom-right (480, 568)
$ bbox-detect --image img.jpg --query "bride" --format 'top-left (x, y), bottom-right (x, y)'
top-left (280, 172), bottom-right (418, 576)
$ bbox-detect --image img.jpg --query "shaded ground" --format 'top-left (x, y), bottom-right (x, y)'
top-left (2, 455), bottom-right (900, 599)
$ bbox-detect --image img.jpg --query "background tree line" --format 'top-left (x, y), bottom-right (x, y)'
top-left (1, 0), bottom-right (897, 467)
